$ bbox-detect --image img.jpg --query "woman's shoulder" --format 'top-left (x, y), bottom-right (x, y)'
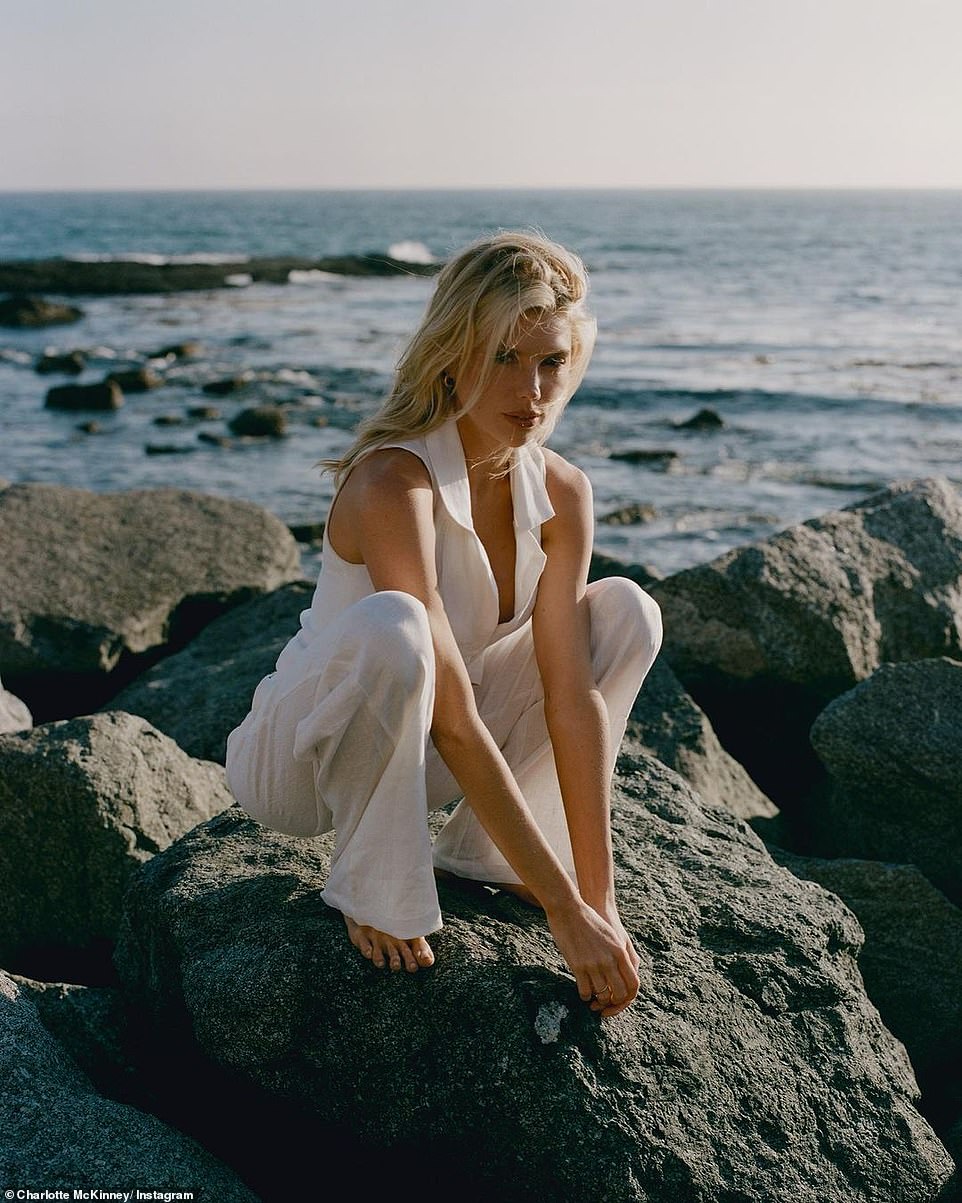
top-left (541, 447), bottom-right (592, 512)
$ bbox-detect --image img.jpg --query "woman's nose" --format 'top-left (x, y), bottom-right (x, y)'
top-left (519, 367), bottom-right (541, 401)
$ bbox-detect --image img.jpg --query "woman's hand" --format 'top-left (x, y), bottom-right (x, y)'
top-left (544, 897), bottom-right (641, 1019)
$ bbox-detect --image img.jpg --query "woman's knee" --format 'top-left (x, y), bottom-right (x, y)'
top-left (586, 576), bottom-right (663, 670)
top-left (349, 590), bottom-right (434, 693)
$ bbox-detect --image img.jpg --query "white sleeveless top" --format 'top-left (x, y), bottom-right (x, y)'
top-left (275, 417), bottom-right (555, 684)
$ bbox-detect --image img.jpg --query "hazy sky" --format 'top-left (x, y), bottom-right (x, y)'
top-left (2, 0), bottom-right (960, 189)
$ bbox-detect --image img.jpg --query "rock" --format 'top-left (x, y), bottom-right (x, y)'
top-left (288, 521), bottom-right (326, 544)
top-left (0, 712), bottom-right (234, 965)
top-left (0, 970), bottom-right (259, 1199)
top-left (228, 406), bottom-right (287, 437)
top-left (0, 293), bottom-right (83, 327)
top-left (144, 442), bottom-right (196, 455)
top-left (152, 340), bottom-right (203, 359)
top-left (649, 478), bottom-right (962, 812)
top-left (105, 366), bottom-right (163, 392)
top-left (109, 581), bottom-right (312, 763)
top-left (45, 379), bottom-right (123, 411)
top-left (675, 407), bottom-right (725, 430)
top-left (198, 432), bottom-right (233, 448)
top-left (187, 404), bottom-right (221, 420)
top-left (588, 549), bottom-right (662, 590)
top-left (769, 852), bottom-right (962, 1142)
top-left (0, 483), bottom-right (301, 718)
top-left (35, 349), bottom-right (86, 374)
top-left (599, 502), bottom-right (657, 525)
top-left (0, 675), bottom-right (32, 734)
top-left (76, 420), bottom-right (102, 434)
top-left (610, 447), bottom-right (680, 466)
top-left (0, 256), bottom-right (438, 297)
top-left (153, 413), bottom-right (184, 426)
top-left (809, 657), bottom-right (962, 904)
top-left (203, 375), bottom-right (249, 396)
top-left (112, 758), bottom-right (954, 1202)
top-left (623, 658), bottom-right (779, 827)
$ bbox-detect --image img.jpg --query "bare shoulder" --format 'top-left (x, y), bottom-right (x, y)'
top-left (347, 446), bottom-right (432, 503)
top-left (542, 447), bottom-right (593, 524)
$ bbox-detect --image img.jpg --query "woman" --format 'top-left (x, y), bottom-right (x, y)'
top-left (226, 231), bottom-right (662, 1019)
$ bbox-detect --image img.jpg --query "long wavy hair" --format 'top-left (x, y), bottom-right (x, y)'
top-left (322, 230), bottom-right (596, 485)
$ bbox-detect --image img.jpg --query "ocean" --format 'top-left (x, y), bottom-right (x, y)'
top-left (1, 188), bottom-right (960, 577)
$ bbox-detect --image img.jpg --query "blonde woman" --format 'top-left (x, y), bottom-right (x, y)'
top-left (226, 231), bottom-right (662, 1018)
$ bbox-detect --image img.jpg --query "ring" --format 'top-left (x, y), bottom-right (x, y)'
top-left (592, 985), bottom-right (612, 999)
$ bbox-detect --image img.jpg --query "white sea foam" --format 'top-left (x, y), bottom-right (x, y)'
top-left (225, 273), bottom-right (253, 287)
top-left (387, 240), bottom-right (435, 264)
top-left (66, 252), bottom-right (250, 266)
top-left (288, 269), bottom-right (340, 284)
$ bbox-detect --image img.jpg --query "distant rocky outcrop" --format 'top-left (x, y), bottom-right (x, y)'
top-left (0, 712), bottom-right (233, 967)
top-left (45, 379), bottom-right (123, 411)
top-left (650, 477), bottom-right (962, 814)
top-left (109, 581), bottom-right (312, 763)
top-left (0, 970), bottom-right (259, 1199)
top-left (0, 483), bottom-right (301, 718)
top-left (0, 254), bottom-right (439, 297)
top-left (112, 757), bottom-right (954, 1203)
top-left (809, 657), bottom-right (962, 904)
top-left (0, 293), bottom-right (83, 327)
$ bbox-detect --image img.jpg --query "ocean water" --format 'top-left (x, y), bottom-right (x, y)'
top-left (1, 189), bottom-right (960, 577)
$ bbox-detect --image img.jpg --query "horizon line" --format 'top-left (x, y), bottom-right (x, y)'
top-left (2, 183), bottom-right (962, 195)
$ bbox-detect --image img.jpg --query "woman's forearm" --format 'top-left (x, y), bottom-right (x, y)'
top-left (544, 687), bottom-right (617, 913)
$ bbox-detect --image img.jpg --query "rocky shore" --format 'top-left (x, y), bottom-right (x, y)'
top-left (0, 253), bottom-right (438, 300)
top-left (1, 477), bottom-right (960, 1201)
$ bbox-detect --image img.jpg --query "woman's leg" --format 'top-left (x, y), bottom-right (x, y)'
top-left (226, 590), bottom-right (443, 944)
top-left (430, 577), bottom-right (662, 886)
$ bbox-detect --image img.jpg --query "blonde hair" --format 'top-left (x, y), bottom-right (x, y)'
top-left (323, 229), bottom-right (596, 484)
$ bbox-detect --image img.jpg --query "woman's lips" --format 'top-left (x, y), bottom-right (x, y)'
top-left (505, 412), bottom-right (541, 428)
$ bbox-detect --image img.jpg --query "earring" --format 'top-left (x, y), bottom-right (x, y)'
top-left (443, 375), bottom-right (456, 392)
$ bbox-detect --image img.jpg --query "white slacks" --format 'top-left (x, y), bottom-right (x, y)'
top-left (226, 577), bottom-right (662, 939)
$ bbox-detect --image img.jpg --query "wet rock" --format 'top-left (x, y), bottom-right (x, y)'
top-left (228, 406), bottom-right (287, 438)
top-left (0, 483), bottom-right (301, 718)
top-left (599, 502), bottom-right (657, 525)
top-left (105, 366), bottom-right (163, 392)
top-left (144, 442), bottom-right (196, 455)
top-left (36, 349), bottom-right (86, 375)
top-left (0, 293), bottom-right (83, 327)
top-left (45, 379), bottom-right (123, 411)
top-left (152, 340), bottom-right (203, 359)
top-left (0, 970), bottom-right (259, 1199)
top-left (809, 657), bottom-right (962, 904)
top-left (187, 404), bottom-right (221, 420)
top-left (76, 420), bottom-right (103, 434)
top-left (112, 757), bottom-right (954, 1202)
top-left (650, 477), bottom-right (962, 814)
top-left (0, 712), bottom-right (234, 964)
top-left (675, 407), bottom-right (725, 430)
top-left (108, 582), bottom-right (312, 763)
top-left (152, 413), bottom-right (184, 426)
top-left (203, 375), bottom-right (249, 396)
top-left (0, 675), bottom-right (32, 734)
top-left (609, 447), bottom-right (680, 466)
top-left (770, 851), bottom-right (962, 1141)
top-left (624, 658), bottom-right (778, 827)
top-left (288, 521), bottom-right (326, 544)
top-left (198, 432), bottom-right (233, 448)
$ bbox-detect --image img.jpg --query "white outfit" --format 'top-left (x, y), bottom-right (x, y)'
top-left (225, 419), bottom-right (662, 939)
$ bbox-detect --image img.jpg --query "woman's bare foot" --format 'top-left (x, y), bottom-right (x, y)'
top-left (343, 914), bottom-right (435, 972)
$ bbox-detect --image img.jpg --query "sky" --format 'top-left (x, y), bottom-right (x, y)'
top-left (1, 0), bottom-right (960, 190)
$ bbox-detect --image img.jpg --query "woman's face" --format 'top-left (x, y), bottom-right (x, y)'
top-left (454, 313), bottom-right (573, 457)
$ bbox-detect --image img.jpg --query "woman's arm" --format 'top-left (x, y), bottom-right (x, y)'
top-left (533, 453), bottom-right (641, 1012)
top-left (332, 448), bottom-right (639, 1013)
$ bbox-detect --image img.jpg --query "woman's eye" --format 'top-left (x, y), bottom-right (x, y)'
top-left (544, 356), bottom-right (568, 368)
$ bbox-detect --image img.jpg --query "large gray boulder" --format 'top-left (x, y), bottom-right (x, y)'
top-left (626, 657), bottom-right (779, 828)
top-left (0, 483), bottom-right (301, 719)
top-left (809, 657), bottom-right (962, 905)
top-left (109, 580), bottom-right (312, 763)
top-left (771, 853), bottom-right (962, 1139)
top-left (650, 478), bottom-right (962, 810)
top-left (0, 970), bottom-right (259, 1199)
top-left (113, 758), bottom-right (954, 1202)
top-left (0, 712), bottom-right (234, 963)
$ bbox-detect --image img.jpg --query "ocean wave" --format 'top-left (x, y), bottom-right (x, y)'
top-left (288, 269), bottom-right (342, 284)
top-left (66, 252), bottom-right (250, 266)
top-left (387, 240), bottom-right (436, 264)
